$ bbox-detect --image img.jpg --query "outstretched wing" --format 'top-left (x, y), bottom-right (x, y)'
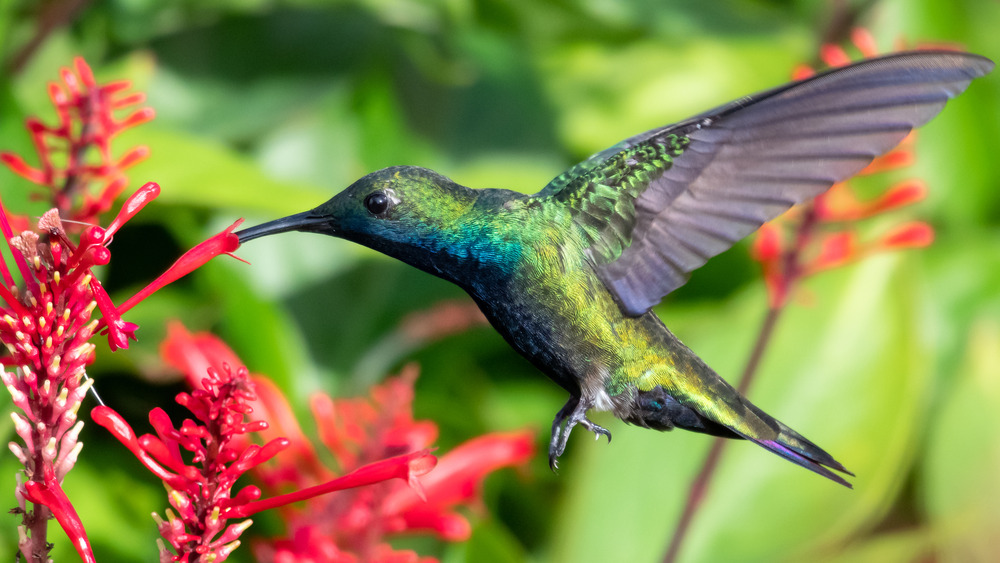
top-left (532, 51), bottom-right (993, 316)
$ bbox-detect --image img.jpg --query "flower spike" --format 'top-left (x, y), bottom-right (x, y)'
top-left (1, 57), bottom-right (246, 561)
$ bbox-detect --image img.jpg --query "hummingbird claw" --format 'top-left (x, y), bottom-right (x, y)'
top-left (580, 418), bottom-right (612, 444)
top-left (547, 395), bottom-right (612, 471)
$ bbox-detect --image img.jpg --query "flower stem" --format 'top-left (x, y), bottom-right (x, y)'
top-left (662, 304), bottom-right (784, 563)
top-left (24, 502), bottom-right (53, 562)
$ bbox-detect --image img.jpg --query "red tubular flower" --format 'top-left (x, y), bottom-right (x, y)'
top-left (751, 28), bottom-right (937, 309)
top-left (159, 324), bottom-right (535, 562)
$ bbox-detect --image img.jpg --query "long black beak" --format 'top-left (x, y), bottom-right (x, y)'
top-left (235, 210), bottom-right (333, 244)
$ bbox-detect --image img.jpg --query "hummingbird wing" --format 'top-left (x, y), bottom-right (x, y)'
top-left (532, 51), bottom-right (993, 316)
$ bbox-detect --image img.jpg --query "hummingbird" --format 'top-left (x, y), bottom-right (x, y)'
top-left (236, 51), bottom-right (993, 487)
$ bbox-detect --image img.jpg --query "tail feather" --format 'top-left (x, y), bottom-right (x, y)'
top-left (629, 383), bottom-right (853, 486)
top-left (751, 435), bottom-right (853, 488)
top-left (743, 402), bottom-right (853, 487)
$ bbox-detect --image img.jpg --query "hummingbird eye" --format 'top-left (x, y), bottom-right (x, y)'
top-left (364, 192), bottom-right (390, 216)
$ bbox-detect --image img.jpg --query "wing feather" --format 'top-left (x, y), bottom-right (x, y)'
top-left (532, 51), bottom-right (993, 315)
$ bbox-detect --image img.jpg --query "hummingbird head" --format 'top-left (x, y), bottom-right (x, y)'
top-left (236, 166), bottom-right (484, 274)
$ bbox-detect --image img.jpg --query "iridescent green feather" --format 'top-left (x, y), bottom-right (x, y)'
top-left (530, 134), bottom-right (689, 267)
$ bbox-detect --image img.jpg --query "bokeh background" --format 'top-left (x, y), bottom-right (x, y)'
top-left (2, 0), bottom-right (999, 561)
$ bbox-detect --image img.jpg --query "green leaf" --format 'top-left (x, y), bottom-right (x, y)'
top-left (920, 237), bottom-right (1000, 562)
top-left (922, 317), bottom-right (1000, 562)
top-left (118, 126), bottom-right (328, 215)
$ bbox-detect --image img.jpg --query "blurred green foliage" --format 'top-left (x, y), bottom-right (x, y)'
top-left (1, 0), bottom-right (998, 561)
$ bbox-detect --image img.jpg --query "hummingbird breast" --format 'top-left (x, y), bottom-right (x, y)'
top-left (460, 220), bottom-right (640, 410)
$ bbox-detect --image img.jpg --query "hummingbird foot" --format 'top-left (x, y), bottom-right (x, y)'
top-left (548, 395), bottom-right (613, 471)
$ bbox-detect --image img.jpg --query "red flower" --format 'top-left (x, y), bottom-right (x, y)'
top-left (0, 57), bottom-right (153, 227)
top-left (751, 28), bottom-right (935, 309)
top-left (93, 361), bottom-right (435, 562)
top-left (1, 57), bottom-right (241, 563)
top-left (160, 323), bottom-right (535, 563)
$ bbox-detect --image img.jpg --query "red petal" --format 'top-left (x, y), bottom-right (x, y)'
top-left (383, 430), bottom-right (534, 516)
top-left (73, 57), bottom-right (96, 88)
top-left (398, 509), bottom-right (472, 542)
top-left (791, 64), bottom-right (815, 80)
top-left (879, 221), bottom-right (934, 249)
top-left (227, 450), bottom-right (437, 519)
top-left (114, 107), bottom-right (156, 132)
top-left (91, 406), bottom-right (184, 486)
top-left (870, 180), bottom-right (928, 214)
top-left (859, 148), bottom-right (914, 175)
top-left (0, 193), bottom-right (38, 293)
top-left (111, 92), bottom-right (147, 109)
top-left (807, 231), bottom-right (857, 274)
top-left (59, 66), bottom-right (81, 97)
top-left (116, 146), bottom-right (151, 170)
top-left (820, 44), bottom-right (851, 67)
top-left (91, 277), bottom-right (138, 351)
top-left (23, 474), bottom-right (97, 563)
top-left (851, 28), bottom-right (879, 58)
top-left (0, 153), bottom-right (48, 184)
top-left (751, 223), bottom-right (783, 263)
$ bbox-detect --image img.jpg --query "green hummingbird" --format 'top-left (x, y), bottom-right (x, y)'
top-left (236, 51), bottom-right (993, 487)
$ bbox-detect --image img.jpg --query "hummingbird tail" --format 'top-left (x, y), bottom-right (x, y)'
top-left (746, 415), bottom-right (854, 488)
top-left (623, 384), bottom-right (853, 486)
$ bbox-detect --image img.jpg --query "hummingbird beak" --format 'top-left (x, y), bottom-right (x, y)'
top-left (234, 210), bottom-right (334, 244)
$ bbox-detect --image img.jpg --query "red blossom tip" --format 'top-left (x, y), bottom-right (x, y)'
top-left (103, 182), bottom-right (160, 241)
top-left (73, 57), bottom-right (96, 88)
top-left (860, 148), bottom-right (915, 175)
top-left (91, 278), bottom-right (138, 350)
top-left (820, 44), bottom-right (851, 67)
top-left (851, 28), bottom-right (880, 57)
top-left (116, 146), bottom-right (151, 170)
top-left (227, 450), bottom-right (438, 519)
top-left (750, 223), bottom-right (783, 262)
top-left (872, 180), bottom-right (928, 214)
top-left (0, 152), bottom-right (47, 184)
top-left (879, 221), bottom-right (935, 249)
top-left (808, 231), bottom-right (857, 274)
top-left (116, 108), bottom-right (156, 131)
top-left (791, 64), bottom-right (815, 80)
